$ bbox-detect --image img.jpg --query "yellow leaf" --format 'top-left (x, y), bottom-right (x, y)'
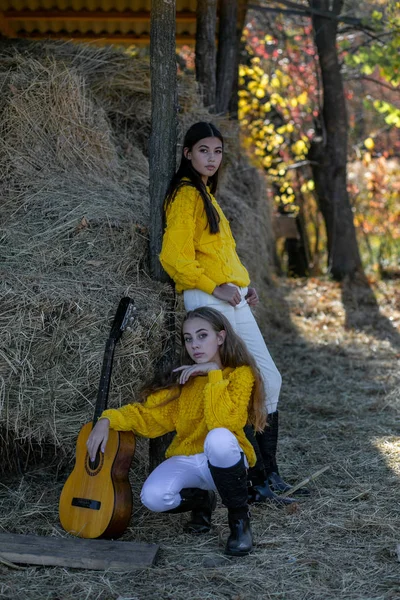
top-left (263, 156), bottom-right (272, 167)
top-left (364, 137), bottom-right (375, 150)
top-left (297, 91), bottom-right (308, 105)
top-left (291, 140), bottom-right (307, 155)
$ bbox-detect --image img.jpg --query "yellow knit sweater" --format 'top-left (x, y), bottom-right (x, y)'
top-left (159, 184), bottom-right (250, 295)
top-left (100, 366), bottom-right (257, 467)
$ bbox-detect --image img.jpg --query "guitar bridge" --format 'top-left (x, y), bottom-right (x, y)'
top-left (71, 497), bottom-right (101, 510)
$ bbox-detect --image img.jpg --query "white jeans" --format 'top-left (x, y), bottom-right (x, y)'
top-left (140, 428), bottom-right (246, 512)
top-left (184, 287), bottom-right (282, 413)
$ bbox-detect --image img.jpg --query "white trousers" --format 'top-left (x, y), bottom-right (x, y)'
top-left (140, 428), bottom-right (246, 512)
top-left (184, 287), bottom-right (282, 413)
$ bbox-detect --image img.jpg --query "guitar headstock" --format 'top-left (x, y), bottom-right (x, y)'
top-left (109, 297), bottom-right (136, 343)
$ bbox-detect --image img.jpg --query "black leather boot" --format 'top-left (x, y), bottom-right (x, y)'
top-left (256, 412), bottom-right (309, 497)
top-left (244, 424), bottom-right (297, 505)
top-left (208, 454), bottom-right (253, 557)
top-left (247, 466), bottom-right (297, 506)
top-left (226, 507), bottom-right (253, 557)
top-left (166, 488), bottom-right (217, 534)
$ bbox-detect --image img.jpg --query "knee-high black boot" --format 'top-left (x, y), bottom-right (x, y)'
top-left (166, 488), bottom-right (217, 534)
top-left (256, 411), bottom-right (309, 496)
top-left (244, 423), bottom-right (297, 506)
top-left (208, 454), bottom-right (253, 557)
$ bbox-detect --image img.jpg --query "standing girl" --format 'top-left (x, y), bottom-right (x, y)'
top-left (160, 122), bottom-right (299, 505)
top-left (87, 307), bottom-right (266, 557)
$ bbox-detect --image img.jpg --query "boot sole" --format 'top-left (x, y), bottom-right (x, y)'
top-left (225, 547), bottom-right (252, 557)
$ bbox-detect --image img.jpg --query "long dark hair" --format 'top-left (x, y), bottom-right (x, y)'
top-left (141, 307), bottom-right (267, 432)
top-left (164, 122), bottom-right (223, 234)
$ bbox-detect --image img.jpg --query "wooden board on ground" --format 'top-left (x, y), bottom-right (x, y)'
top-left (0, 533), bottom-right (159, 571)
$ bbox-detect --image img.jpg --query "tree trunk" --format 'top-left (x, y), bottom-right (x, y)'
top-left (309, 0), bottom-right (362, 280)
top-left (148, 0), bottom-right (177, 470)
top-left (228, 0), bottom-right (249, 118)
top-left (195, 0), bottom-right (217, 110)
top-left (149, 0), bottom-right (177, 282)
top-left (216, 0), bottom-right (239, 114)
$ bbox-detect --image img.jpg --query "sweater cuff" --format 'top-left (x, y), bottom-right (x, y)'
top-left (207, 369), bottom-right (223, 384)
top-left (196, 274), bottom-right (217, 295)
top-left (100, 409), bottom-right (120, 429)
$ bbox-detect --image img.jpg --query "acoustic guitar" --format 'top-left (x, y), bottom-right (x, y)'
top-left (59, 297), bottom-right (136, 539)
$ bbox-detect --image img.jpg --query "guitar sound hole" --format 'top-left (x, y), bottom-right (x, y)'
top-left (86, 451), bottom-right (104, 476)
top-left (89, 453), bottom-right (100, 470)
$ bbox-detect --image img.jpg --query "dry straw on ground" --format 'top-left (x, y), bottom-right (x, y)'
top-left (0, 278), bottom-right (399, 600)
top-left (1, 40), bottom-right (398, 600)
top-left (0, 40), bottom-right (273, 471)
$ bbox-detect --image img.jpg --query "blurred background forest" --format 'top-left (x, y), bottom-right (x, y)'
top-left (178, 0), bottom-right (400, 280)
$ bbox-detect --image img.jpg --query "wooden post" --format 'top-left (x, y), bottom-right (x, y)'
top-left (195, 0), bottom-right (217, 111)
top-left (148, 0), bottom-right (178, 470)
top-left (149, 0), bottom-right (177, 282)
top-left (216, 0), bottom-right (239, 114)
top-left (228, 0), bottom-right (249, 119)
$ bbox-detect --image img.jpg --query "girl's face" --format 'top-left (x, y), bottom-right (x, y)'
top-left (184, 136), bottom-right (223, 184)
top-left (182, 317), bottom-right (226, 368)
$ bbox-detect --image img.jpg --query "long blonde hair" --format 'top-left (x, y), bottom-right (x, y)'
top-left (141, 306), bottom-right (266, 431)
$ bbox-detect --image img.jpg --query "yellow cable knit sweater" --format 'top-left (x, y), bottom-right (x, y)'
top-left (159, 184), bottom-right (250, 295)
top-left (101, 366), bottom-right (257, 467)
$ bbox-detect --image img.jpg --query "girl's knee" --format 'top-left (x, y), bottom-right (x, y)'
top-left (204, 428), bottom-right (241, 466)
top-left (140, 482), bottom-right (178, 512)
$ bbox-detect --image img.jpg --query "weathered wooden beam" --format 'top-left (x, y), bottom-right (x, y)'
top-left (0, 11), bottom-right (16, 37)
top-left (13, 31), bottom-right (194, 45)
top-left (149, 0), bottom-right (177, 282)
top-left (0, 533), bottom-right (159, 571)
top-left (148, 0), bottom-right (177, 471)
top-left (4, 10), bottom-right (196, 23)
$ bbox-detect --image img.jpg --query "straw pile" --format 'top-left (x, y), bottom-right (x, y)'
top-left (0, 41), bottom-right (274, 472)
top-left (1, 278), bottom-right (398, 600)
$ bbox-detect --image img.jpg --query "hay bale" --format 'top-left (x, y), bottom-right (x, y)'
top-left (0, 41), bottom-right (274, 473)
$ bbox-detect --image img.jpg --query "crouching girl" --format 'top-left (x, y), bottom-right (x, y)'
top-left (87, 307), bottom-right (266, 557)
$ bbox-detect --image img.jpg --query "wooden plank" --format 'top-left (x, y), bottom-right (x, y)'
top-left (0, 11), bottom-right (16, 37)
top-left (0, 533), bottom-right (159, 571)
top-left (14, 32), bottom-right (195, 45)
top-left (5, 10), bottom-right (196, 23)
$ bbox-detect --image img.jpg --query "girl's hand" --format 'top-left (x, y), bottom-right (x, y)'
top-left (245, 286), bottom-right (259, 307)
top-left (86, 418), bottom-right (110, 462)
top-left (173, 363), bottom-right (220, 384)
top-left (212, 284), bottom-right (241, 307)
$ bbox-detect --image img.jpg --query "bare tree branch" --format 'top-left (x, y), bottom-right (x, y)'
top-left (346, 75), bottom-right (400, 93)
top-left (248, 1), bottom-right (376, 30)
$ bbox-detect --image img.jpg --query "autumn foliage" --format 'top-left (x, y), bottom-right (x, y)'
top-left (239, 7), bottom-right (400, 276)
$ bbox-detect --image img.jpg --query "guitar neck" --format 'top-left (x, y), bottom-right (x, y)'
top-left (92, 338), bottom-right (117, 425)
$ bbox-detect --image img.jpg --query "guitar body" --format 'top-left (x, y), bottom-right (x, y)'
top-left (59, 422), bottom-right (136, 539)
